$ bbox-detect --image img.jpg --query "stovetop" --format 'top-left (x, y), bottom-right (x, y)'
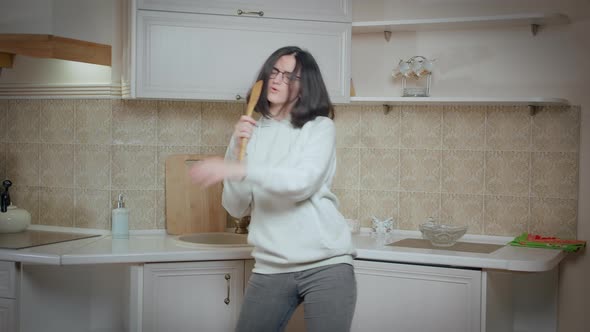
top-left (0, 230), bottom-right (101, 249)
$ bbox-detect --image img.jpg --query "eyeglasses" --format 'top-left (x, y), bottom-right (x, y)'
top-left (269, 68), bottom-right (300, 84)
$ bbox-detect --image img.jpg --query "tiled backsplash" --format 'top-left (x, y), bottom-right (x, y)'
top-left (0, 100), bottom-right (580, 238)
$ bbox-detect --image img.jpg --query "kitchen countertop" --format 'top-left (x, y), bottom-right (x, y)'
top-left (0, 227), bottom-right (567, 272)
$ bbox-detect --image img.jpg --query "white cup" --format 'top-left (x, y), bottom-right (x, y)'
top-left (346, 219), bottom-right (361, 234)
top-left (414, 58), bottom-right (435, 77)
top-left (397, 60), bottom-right (413, 78)
top-left (371, 216), bottom-right (395, 234)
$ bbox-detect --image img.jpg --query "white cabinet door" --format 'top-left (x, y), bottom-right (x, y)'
top-left (138, 0), bottom-right (352, 22)
top-left (143, 260), bottom-right (244, 332)
top-left (135, 10), bottom-right (350, 102)
top-left (0, 261), bottom-right (16, 299)
top-left (352, 260), bottom-right (482, 332)
top-left (0, 298), bottom-right (16, 332)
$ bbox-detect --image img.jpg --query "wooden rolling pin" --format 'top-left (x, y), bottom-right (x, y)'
top-left (238, 80), bottom-right (263, 161)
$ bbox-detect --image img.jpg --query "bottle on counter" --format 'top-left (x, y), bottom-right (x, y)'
top-left (0, 179), bottom-right (31, 233)
top-left (112, 194), bottom-right (129, 239)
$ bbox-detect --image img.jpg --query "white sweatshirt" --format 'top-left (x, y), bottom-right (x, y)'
top-left (222, 115), bottom-right (356, 274)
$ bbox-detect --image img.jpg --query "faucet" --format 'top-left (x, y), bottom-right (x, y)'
top-left (234, 216), bottom-right (250, 234)
top-left (1, 180), bottom-right (12, 213)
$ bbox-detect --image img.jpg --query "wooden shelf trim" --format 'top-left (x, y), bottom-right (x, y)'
top-left (0, 52), bottom-right (14, 68)
top-left (352, 13), bottom-right (569, 34)
top-left (0, 34), bottom-right (111, 66)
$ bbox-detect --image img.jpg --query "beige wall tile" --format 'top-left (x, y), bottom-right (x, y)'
top-left (485, 151), bottom-right (530, 196)
top-left (530, 198), bottom-right (577, 238)
top-left (484, 196), bottom-right (528, 236)
top-left (9, 185), bottom-right (39, 225)
top-left (156, 190), bottom-right (166, 229)
top-left (201, 102), bottom-right (243, 146)
top-left (39, 187), bottom-right (74, 227)
top-left (441, 194), bottom-right (484, 234)
top-left (399, 192), bottom-right (440, 230)
top-left (400, 149), bottom-right (440, 192)
top-left (5, 143), bottom-right (39, 186)
top-left (6, 100), bottom-right (579, 236)
top-left (6, 100), bottom-right (40, 143)
top-left (360, 148), bottom-right (399, 190)
top-left (334, 105), bottom-right (361, 148)
top-left (157, 146), bottom-right (199, 189)
top-left (334, 148), bottom-right (360, 189)
top-left (112, 100), bottom-right (157, 145)
top-left (360, 105), bottom-right (400, 148)
top-left (40, 144), bottom-right (74, 188)
top-left (40, 100), bottom-right (75, 143)
top-left (75, 100), bottom-right (112, 145)
top-left (158, 100), bottom-right (201, 146)
top-left (333, 189), bottom-right (359, 221)
top-left (200, 146), bottom-right (225, 156)
top-left (442, 150), bottom-right (484, 194)
top-left (0, 100), bottom-right (7, 142)
top-left (111, 190), bottom-right (156, 230)
top-left (533, 106), bottom-right (580, 152)
top-left (443, 106), bottom-right (485, 150)
top-left (486, 106), bottom-right (531, 151)
top-left (75, 189), bottom-right (111, 229)
top-left (401, 106), bottom-right (441, 149)
top-left (532, 152), bottom-right (578, 199)
top-left (75, 145), bottom-right (111, 190)
top-left (359, 190), bottom-right (398, 227)
top-left (112, 145), bottom-right (156, 190)
top-left (0, 143), bottom-right (5, 179)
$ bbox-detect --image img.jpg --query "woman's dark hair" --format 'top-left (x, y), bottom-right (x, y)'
top-left (247, 46), bottom-right (334, 128)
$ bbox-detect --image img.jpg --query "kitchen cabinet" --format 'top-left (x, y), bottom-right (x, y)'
top-left (127, 0), bottom-right (351, 103)
top-left (142, 260), bottom-right (244, 332)
top-left (8, 252), bottom-right (561, 332)
top-left (0, 261), bottom-right (17, 332)
top-left (352, 259), bottom-right (482, 332)
top-left (138, 0), bottom-right (352, 22)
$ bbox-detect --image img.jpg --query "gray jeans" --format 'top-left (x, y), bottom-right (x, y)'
top-left (235, 263), bottom-right (357, 332)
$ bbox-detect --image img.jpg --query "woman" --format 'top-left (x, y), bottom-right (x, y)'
top-left (189, 46), bottom-right (357, 332)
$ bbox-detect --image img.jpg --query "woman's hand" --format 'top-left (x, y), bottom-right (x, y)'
top-left (189, 157), bottom-right (246, 188)
top-left (233, 115), bottom-right (257, 159)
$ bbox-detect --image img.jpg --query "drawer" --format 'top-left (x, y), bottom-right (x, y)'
top-left (0, 261), bottom-right (16, 298)
top-left (138, 0), bottom-right (352, 23)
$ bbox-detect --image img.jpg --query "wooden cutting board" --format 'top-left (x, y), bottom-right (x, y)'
top-left (165, 154), bottom-right (226, 235)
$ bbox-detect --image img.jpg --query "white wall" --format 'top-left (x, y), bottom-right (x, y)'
top-left (352, 0), bottom-right (589, 330)
top-left (0, 0), bottom-right (121, 86)
top-left (0, 0), bottom-right (52, 34)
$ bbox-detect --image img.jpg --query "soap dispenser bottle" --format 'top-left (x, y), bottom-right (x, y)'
top-left (112, 194), bottom-right (129, 239)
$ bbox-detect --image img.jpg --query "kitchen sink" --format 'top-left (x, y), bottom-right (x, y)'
top-left (175, 232), bottom-right (251, 247)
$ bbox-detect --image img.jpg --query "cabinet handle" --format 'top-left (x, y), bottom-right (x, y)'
top-left (237, 9), bottom-right (264, 17)
top-left (235, 94), bottom-right (242, 100)
top-left (224, 274), bottom-right (231, 305)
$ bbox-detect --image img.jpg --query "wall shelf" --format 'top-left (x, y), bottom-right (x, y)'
top-left (352, 13), bottom-right (569, 37)
top-left (349, 96), bottom-right (569, 107)
top-left (0, 34), bottom-right (111, 67)
top-left (349, 97), bottom-right (569, 116)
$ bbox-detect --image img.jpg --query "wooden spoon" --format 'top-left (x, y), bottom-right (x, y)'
top-left (238, 80), bottom-right (263, 161)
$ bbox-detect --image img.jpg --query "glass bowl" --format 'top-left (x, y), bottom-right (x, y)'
top-left (419, 222), bottom-right (468, 247)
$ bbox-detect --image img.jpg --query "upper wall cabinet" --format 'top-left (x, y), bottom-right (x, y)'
top-left (138, 0), bottom-right (352, 22)
top-left (127, 0), bottom-right (352, 102)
